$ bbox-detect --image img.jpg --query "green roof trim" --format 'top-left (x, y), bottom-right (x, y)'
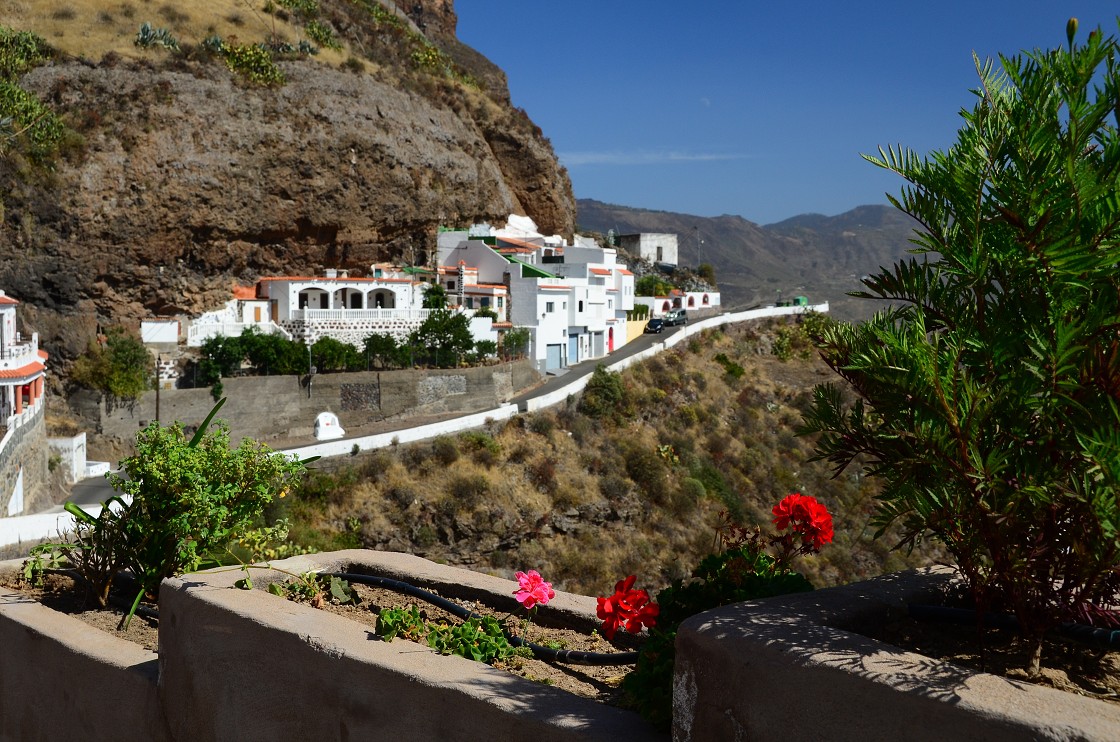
top-left (503, 255), bottom-right (556, 279)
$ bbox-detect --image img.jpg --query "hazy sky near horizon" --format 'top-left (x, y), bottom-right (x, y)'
top-left (458, 2), bottom-right (1119, 225)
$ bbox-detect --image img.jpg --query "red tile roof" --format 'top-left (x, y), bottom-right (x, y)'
top-left (589, 268), bottom-right (612, 276)
top-left (258, 275), bottom-right (415, 284)
top-left (0, 360), bottom-right (45, 379)
top-left (0, 295), bottom-right (18, 305)
top-left (232, 284), bottom-right (258, 300)
top-left (498, 236), bottom-right (544, 250)
top-left (617, 269), bottom-right (634, 276)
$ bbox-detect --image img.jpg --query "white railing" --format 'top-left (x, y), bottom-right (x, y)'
top-left (187, 322), bottom-right (292, 347)
top-left (0, 332), bottom-right (38, 365)
top-left (290, 308), bottom-right (436, 322)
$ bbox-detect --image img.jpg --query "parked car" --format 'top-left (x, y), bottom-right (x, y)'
top-left (644, 318), bottom-right (665, 334)
top-left (665, 309), bottom-right (688, 326)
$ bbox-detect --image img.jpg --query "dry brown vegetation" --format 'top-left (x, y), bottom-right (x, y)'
top-left (4, 0), bottom-right (345, 64)
top-left (284, 318), bottom-right (945, 597)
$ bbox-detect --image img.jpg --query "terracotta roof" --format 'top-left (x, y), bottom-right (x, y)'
top-left (497, 236), bottom-right (544, 250)
top-left (233, 284), bottom-right (258, 300)
top-left (538, 284), bottom-right (571, 291)
top-left (0, 360), bottom-right (45, 379)
top-left (465, 283), bottom-right (508, 291)
top-left (492, 322), bottom-right (513, 328)
top-left (37, 349), bottom-right (48, 361)
top-left (617, 269), bottom-right (634, 276)
top-left (0, 295), bottom-right (18, 305)
top-left (589, 267), bottom-right (612, 276)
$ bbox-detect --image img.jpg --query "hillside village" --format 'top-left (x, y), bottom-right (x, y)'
top-left (0, 218), bottom-right (720, 520)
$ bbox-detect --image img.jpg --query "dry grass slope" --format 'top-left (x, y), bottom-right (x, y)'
top-left (285, 318), bottom-right (944, 597)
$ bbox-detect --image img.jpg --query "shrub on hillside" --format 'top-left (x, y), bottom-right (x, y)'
top-left (802, 20), bottom-right (1120, 675)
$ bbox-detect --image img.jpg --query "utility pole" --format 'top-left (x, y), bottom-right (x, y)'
top-left (155, 353), bottom-right (161, 423)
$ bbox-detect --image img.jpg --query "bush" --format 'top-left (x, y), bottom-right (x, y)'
top-left (40, 401), bottom-right (307, 625)
top-left (802, 20), bottom-right (1120, 675)
top-left (70, 328), bottom-right (150, 402)
top-left (578, 365), bottom-right (630, 420)
top-left (223, 43), bottom-right (285, 86)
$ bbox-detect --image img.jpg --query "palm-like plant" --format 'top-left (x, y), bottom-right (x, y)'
top-left (801, 20), bottom-right (1120, 675)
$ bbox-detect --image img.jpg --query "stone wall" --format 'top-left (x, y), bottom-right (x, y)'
top-left (94, 361), bottom-right (540, 446)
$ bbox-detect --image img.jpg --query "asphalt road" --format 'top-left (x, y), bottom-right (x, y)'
top-left (507, 322), bottom-right (688, 411)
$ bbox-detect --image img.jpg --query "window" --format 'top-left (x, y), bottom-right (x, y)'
top-left (498, 298), bottom-right (504, 308)
top-left (578, 300), bottom-right (584, 312)
top-left (466, 297), bottom-right (474, 309)
top-left (447, 281), bottom-right (456, 290)
top-left (545, 301), bottom-right (555, 313)
top-left (480, 297), bottom-right (490, 308)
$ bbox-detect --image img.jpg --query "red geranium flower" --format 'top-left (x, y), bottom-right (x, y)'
top-left (772, 493), bottom-right (834, 550)
top-left (596, 575), bottom-right (659, 640)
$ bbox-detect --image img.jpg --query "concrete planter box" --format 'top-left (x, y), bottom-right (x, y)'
top-left (674, 567), bottom-right (1120, 741)
top-left (159, 550), bottom-right (664, 741)
top-left (0, 559), bottom-right (166, 741)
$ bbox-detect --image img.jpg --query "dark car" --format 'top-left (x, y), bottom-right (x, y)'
top-left (665, 309), bottom-right (688, 326)
top-left (644, 318), bottom-right (665, 334)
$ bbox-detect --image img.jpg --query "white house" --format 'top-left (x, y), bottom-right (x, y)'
top-left (618, 233), bottom-right (679, 267)
top-left (188, 267), bottom-right (495, 351)
top-left (0, 290), bottom-right (48, 516)
top-left (440, 216), bottom-right (636, 373)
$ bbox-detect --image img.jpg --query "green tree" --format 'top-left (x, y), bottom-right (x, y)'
top-left (501, 327), bottom-right (530, 360)
top-left (70, 328), bottom-right (151, 402)
top-left (363, 332), bottom-right (402, 369)
top-left (422, 282), bottom-right (448, 309)
top-left (200, 334), bottom-right (244, 378)
top-left (800, 21), bottom-right (1120, 675)
top-left (636, 275), bottom-right (673, 297)
top-left (411, 309), bottom-right (473, 367)
top-left (696, 263), bottom-right (717, 286)
top-left (311, 336), bottom-right (362, 372)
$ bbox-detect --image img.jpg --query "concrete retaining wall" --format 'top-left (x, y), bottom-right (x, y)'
top-left (94, 361), bottom-right (540, 445)
top-left (674, 567), bottom-right (1120, 741)
top-left (0, 552), bottom-right (663, 741)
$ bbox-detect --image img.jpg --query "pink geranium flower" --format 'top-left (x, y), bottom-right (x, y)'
top-left (513, 569), bottom-right (555, 609)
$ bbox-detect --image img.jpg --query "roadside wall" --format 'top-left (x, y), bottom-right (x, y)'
top-left (94, 361), bottom-right (540, 445)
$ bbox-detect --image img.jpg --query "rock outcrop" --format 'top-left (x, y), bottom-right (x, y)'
top-left (0, 0), bottom-right (575, 369)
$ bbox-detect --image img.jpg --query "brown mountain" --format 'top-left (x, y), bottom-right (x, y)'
top-left (578, 199), bottom-right (920, 321)
top-left (0, 1), bottom-right (574, 367)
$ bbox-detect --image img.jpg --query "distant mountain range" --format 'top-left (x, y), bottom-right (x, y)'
top-left (577, 199), bottom-right (920, 321)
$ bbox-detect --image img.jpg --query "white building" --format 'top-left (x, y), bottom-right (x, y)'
top-left (618, 233), bottom-right (679, 267)
top-left (188, 266), bottom-right (498, 351)
top-left (0, 290), bottom-right (48, 516)
top-left (440, 216), bottom-right (636, 373)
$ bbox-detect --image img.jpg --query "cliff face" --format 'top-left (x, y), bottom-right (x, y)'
top-left (0, 0), bottom-right (574, 366)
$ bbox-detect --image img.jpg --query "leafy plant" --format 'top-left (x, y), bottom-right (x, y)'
top-left (377, 606), bottom-right (517, 664)
top-left (306, 20), bottom-right (340, 51)
top-left (622, 497), bottom-right (831, 730)
top-left (222, 43), bottom-right (285, 86)
top-left (134, 22), bottom-right (180, 51)
top-left (58, 399), bottom-right (311, 627)
top-left (800, 20), bottom-right (1120, 676)
top-left (0, 26), bottom-right (50, 79)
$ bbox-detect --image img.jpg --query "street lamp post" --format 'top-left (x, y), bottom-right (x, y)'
top-left (308, 344), bottom-right (314, 398)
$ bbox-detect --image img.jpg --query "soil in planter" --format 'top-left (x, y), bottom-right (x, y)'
top-left (0, 569), bottom-right (160, 652)
top-left (289, 581), bottom-right (637, 704)
top-left (863, 613), bottom-right (1120, 705)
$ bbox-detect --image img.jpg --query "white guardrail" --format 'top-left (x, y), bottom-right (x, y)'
top-left (0, 304), bottom-right (825, 549)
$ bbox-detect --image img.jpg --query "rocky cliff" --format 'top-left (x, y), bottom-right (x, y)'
top-left (0, 1), bottom-right (575, 368)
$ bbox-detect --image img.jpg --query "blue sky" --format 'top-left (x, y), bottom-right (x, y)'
top-left (457, 2), bottom-right (1120, 225)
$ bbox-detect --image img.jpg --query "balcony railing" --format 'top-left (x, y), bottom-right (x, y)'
top-left (0, 332), bottom-right (38, 365)
top-left (186, 322), bottom-right (292, 347)
top-left (290, 308), bottom-right (437, 322)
